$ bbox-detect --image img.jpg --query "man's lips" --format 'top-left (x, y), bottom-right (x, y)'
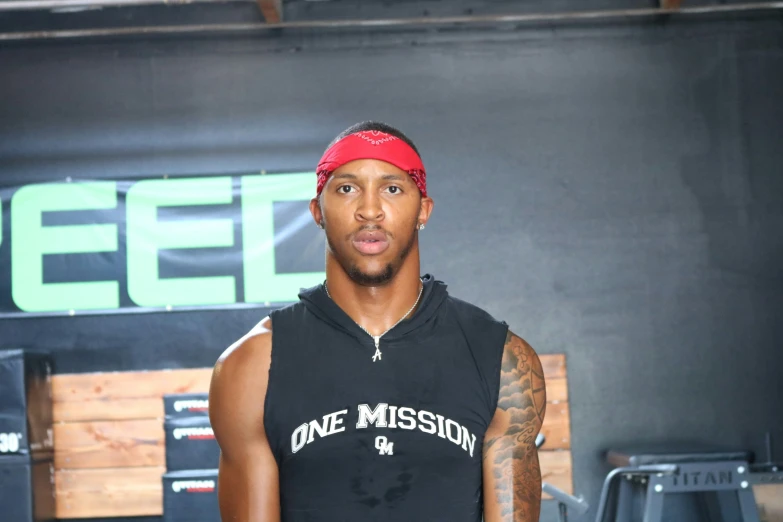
top-left (351, 230), bottom-right (390, 255)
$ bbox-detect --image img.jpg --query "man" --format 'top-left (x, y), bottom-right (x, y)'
top-left (209, 121), bottom-right (546, 522)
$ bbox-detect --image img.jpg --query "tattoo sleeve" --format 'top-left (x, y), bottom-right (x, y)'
top-left (483, 331), bottom-right (546, 521)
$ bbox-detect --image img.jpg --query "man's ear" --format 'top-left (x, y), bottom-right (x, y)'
top-left (310, 197), bottom-right (324, 228)
top-left (418, 196), bottom-right (434, 227)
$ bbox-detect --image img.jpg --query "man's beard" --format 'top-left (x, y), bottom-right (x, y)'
top-left (348, 263), bottom-right (395, 286)
top-left (326, 228), bottom-right (416, 287)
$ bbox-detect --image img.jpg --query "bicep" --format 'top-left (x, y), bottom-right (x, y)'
top-left (482, 332), bottom-right (546, 522)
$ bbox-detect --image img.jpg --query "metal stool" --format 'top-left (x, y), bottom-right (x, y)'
top-left (597, 446), bottom-right (761, 522)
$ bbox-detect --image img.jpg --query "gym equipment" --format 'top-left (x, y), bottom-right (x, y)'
top-left (0, 349), bottom-right (53, 458)
top-left (537, 433), bottom-right (590, 522)
top-left (0, 456), bottom-right (55, 522)
top-left (539, 433), bottom-right (781, 522)
top-left (750, 432), bottom-right (782, 481)
top-left (163, 469), bottom-right (220, 522)
top-left (163, 393), bottom-right (219, 521)
top-left (164, 412), bottom-right (219, 471)
top-left (599, 445), bottom-right (761, 522)
top-left (0, 349), bottom-right (55, 522)
top-left (164, 393), bottom-right (209, 419)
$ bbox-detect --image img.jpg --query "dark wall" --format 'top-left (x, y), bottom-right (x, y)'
top-left (1, 12), bottom-right (782, 522)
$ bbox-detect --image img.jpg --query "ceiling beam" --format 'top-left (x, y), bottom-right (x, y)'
top-left (6, 1), bottom-right (783, 38)
top-left (257, 0), bottom-right (282, 23)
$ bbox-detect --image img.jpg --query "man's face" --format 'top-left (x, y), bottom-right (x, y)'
top-left (311, 159), bottom-right (432, 286)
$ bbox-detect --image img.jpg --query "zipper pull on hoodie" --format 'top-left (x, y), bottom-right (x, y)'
top-left (298, 274), bottom-right (448, 360)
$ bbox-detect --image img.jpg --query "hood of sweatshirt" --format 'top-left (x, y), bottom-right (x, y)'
top-left (298, 274), bottom-right (448, 344)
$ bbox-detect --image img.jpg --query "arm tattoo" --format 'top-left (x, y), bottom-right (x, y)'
top-left (484, 331), bottom-right (546, 521)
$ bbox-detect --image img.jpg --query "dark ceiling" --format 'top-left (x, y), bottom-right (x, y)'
top-left (0, 0), bottom-right (778, 44)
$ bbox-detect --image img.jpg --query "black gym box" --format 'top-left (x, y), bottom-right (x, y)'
top-left (0, 349), bottom-right (55, 522)
top-left (0, 455), bottom-right (55, 522)
top-left (164, 416), bottom-right (219, 471)
top-left (164, 393), bottom-right (209, 419)
top-left (163, 469), bottom-right (219, 522)
top-left (0, 350), bottom-right (53, 459)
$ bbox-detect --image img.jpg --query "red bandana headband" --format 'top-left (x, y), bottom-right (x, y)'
top-left (316, 130), bottom-right (427, 198)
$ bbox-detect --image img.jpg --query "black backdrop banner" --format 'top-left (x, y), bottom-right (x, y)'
top-left (0, 173), bottom-right (325, 317)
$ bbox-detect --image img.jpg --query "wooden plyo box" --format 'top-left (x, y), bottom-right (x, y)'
top-left (51, 356), bottom-right (573, 518)
top-left (756, 484), bottom-right (783, 522)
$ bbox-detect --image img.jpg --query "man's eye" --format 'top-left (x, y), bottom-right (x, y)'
top-left (388, 186), bottom-right (401, 194)
top-left (339, 186), bottom-right (354, 193)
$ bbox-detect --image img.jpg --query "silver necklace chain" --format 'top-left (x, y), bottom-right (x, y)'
top-left (324, 280), bottom-right (424, 362)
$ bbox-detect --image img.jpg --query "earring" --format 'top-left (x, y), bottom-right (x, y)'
top-left (317, 222), bottom-right (324, 229)
top-left (418, 223), bottom-right (425, 230)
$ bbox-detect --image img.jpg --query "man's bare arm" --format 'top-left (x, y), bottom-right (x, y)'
top-left (482, 331), bottom-right (546, 522)
top-left (209, 317), bottom-right (280, 522)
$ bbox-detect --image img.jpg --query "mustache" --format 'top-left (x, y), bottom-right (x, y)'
top-left (346, 225), bottom-right (393, 240)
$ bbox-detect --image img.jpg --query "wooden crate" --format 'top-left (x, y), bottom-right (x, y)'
top-left (756, 484), bottom-right (783, 522)
top-left (52, 355), bottom-right (573, 518)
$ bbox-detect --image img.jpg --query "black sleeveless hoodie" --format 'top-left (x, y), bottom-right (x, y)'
top-left (265, 275), bottom-right (508, 522)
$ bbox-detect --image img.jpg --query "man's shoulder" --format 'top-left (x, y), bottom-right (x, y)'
top-left (212, 317), bottom-right (273, 388)
top-left (267, 298), bottom-right (310, 325)
top-left (209, 318), bottom-right (274, 442)
top-left (445, 294), bottom-right (507, 328)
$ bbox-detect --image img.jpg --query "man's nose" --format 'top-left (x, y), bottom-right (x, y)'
top-left (356, 191), bottom-right (384, 222)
